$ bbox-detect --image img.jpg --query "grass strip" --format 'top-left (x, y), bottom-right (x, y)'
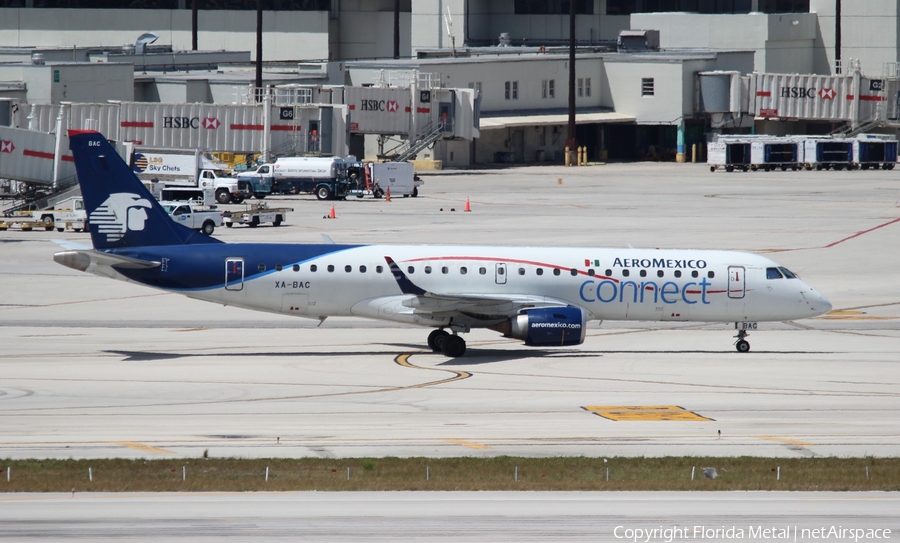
top-left (1, 457), bottom-right (897, 493)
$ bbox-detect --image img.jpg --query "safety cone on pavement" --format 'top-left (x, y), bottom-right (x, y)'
top-left (329, 204), bottom-right (336, 219)
top-left (385, 187), bottom-right (391, 202)
top-left (464, 197), bottom-right (471, 212)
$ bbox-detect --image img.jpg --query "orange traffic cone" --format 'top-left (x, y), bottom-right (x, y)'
top-left (385, 187), bottom-right (391, 202)
top-left (329, 205), bottom-right (336, 219)
top-left (464, 197), bottom-right (471, 212)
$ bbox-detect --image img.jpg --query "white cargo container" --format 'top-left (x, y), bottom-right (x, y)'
top-left (852, 135), bottom-right (898, 170)
top-left (800, 138), bottom-right (854, 170)
top-left (749, 139), bottom-right (800, 171)
top-left (366, 162), bottom-right (421, 197)
top-left (707, 137), bottom-right (752, 172)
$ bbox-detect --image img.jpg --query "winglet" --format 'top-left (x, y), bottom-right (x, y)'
top-left (385, 256), bottom-right (427, 296)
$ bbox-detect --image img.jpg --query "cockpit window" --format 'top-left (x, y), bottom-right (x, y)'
top-left (778, 267), bottom-right (798, 279)
top-left (766, 267), bottom-right (784, 280)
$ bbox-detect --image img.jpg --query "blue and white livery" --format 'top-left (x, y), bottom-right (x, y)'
top-left (54, 131), bottom-right (832, 357)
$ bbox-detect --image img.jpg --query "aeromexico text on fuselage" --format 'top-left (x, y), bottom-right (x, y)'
top-left (602, 257), bottom-right (708, 269)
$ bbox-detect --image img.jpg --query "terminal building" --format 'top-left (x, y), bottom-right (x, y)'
top-left (2, 0), bottom-right (900, 194)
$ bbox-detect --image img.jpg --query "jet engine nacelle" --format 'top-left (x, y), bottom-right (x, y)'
top-left (508, 306), bottom-right (587, 347)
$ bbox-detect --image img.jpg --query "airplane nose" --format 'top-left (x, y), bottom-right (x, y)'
top-left (805, 287), bottom-right (832, 316)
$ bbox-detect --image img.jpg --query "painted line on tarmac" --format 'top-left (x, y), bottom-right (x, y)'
top-left (440, 438), bottom-right (492, 450)
top-left (754, 436), bottom-right (814, 447)
top-left (111, 441), bottom-right (174, 454)
top-left (583, 405), bottom-right (713, 422)
top-left (393, 353), bottom-right (472, 387)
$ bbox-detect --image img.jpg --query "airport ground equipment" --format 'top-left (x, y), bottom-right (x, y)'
top-left (159, 201), bottom-right (223, 236)
top-left (223, 202), bottom-right (293, 228)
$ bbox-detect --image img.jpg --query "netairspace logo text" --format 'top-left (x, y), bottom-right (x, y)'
top-left (613, 526), bottom-right (891, 543)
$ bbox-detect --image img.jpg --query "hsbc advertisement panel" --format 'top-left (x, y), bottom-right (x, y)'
top-left (117, 103), bottom-right (265, 152)
top-left (752, 73), bottom-right (884, 122)
top-left (345, 87), bottom-right (411, 134)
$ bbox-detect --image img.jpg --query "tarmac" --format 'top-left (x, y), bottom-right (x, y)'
top-left (1, 161), bottom-right (899, 460)
top-left (1, 491), bottom-right (898, 542)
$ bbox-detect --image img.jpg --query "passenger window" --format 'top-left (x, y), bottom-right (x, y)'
top-left (553, 269), bottom-right (561, 276)
top-left (639, 270), bottom-right (647, 278)
top-left (407, 266), bottom-right (415, 274)
top-left (360, 265), bottom-right (367, 273)
top-left (442, 266), bottom-right (449, 274)
top-left (691, 270), bottom-right (699, 278)
top-left (674, 270), bottom-right (681, 278)
top-left (766, 267), bottom-right (784, 280)
top-left (708, 271), bottom-right (715, 279)
top-left (376, 265), bottom-right (383, 273)
top-left (425, 266), bottom-right (432, 274)
top-left (536, 268), bottom-right (544, 276)
top-left (588, 269), bottom-right (595, 276)
top-left (327, 265), bottom-right (334, 272)
top-left (293, 264), bottom-right (300, 272)
top-left (657, 270), bottom-right (664, 278)
top-left (479, 267), bottom-right (486, 275)
top-left (570, 269), bottom-right (578, 276)
top-left (258, 264), bottom-right (266, 272)
top-left (275, 264), bottom-right (283, 272)
top-left (345, 265), bottom-right (352, 273)
top-left (605, 269), bottom-right (612, 276)
top-left (623, 269), bottom-right (630, 277)
top-left (518, 268), bottom-right (525, 275)
top-left (310, 264), bottom-right (317, 272)
top-left (460, 267), bottom-right (467, 275)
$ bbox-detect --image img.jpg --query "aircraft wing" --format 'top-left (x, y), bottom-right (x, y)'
top-left (378, 256), bottom-right (573, 321)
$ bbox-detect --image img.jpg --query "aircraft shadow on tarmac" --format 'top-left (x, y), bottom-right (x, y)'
top-left (108, 347), bottom-right (834, 363)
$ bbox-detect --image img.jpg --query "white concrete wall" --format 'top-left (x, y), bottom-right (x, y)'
top-left (631, 12), bottom-right (818, 74)
top-left (411, 0), bottom-right (629, 51)
top-left (7, 64), bottom-right (134, 105)
top-left (603, 60), bottom-right (685, 123)
top-left (811, 0), bottom-right (900, 76)
top-left (0, 8), bottom-right (331, 62)
top-left (339, 10), bottom-right (411, 60)
top-left (403, 55), bottom-right (605, 112)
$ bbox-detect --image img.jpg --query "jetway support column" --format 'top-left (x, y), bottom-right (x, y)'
top-left (676, 120), bottom-right (686, 163)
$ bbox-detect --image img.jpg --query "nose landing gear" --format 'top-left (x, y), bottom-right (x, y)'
top-left (734, 329), bottom-right (750, 353)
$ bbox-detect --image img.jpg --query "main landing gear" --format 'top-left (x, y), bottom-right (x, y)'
top-left (427, 329), bottom-right (467, 358)
top-left (734, 329), bottom-right (750, 353)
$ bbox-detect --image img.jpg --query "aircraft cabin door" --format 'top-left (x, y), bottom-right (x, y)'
top-left (225, 258), bottom-right (244, 291)
top-left (495, 263), bottom-right (507, 284)
top-left (728, 266), bottom-right (745, 299)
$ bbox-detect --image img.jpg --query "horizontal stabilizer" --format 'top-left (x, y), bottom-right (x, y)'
top-left (54, 249), bottom-right (160, 272)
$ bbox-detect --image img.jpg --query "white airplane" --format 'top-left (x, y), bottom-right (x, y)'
top-left (54, 131), bottom-right (832, 357)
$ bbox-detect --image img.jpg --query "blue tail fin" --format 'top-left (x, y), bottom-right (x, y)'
top-left (69, 130), bottom-right (222, 249)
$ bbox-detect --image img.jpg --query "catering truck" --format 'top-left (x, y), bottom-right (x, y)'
top-left (130, 149), bottom-right (245, 204)
top-left (238, 157), bottom-right (422, 200)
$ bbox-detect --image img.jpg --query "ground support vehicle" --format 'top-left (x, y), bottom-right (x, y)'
top-left (223, 203), bottom-right (293, 228)
top-left (348, 162), bottom-right (423, 198)
top-left (159, 201), bottom-right (223, 235)
top-left (131, 149), bottom-right (245, 204)
top-left (238, 156), bottom-right (362, 201)
top-left (8, 197), bottom-right (89, 232)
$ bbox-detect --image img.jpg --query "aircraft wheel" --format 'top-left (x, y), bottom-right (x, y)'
top-left (441, 335), bottom-right (466, 358)
top-left (427, 329), bottom-right (450, 352)
top-left (735, 340), bottom-right (750, 353)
